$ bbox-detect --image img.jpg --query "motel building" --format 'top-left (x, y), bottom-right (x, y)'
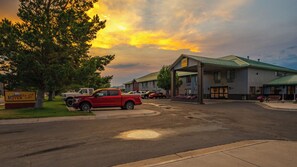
top-left (170, 54), bottom-right (297, 103)
top-left (124, 72), bottom-right (163, 93)
top-left (124, 71), bottom-right (196, 94)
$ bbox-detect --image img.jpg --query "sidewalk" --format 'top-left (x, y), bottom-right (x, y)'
top-left (0, 109), bottom-right (159, 125)
top-left (116, 140), bottom-right (297, 167)
top-left (258, 102), bottom-right (297, 111)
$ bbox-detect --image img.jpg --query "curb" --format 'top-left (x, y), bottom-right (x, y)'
top-left (0, 116), bottom-right (96, 125)
top-left (114, 140), bottom-right (269, 167)
top-left (0, 110), bottom-right (160, 125)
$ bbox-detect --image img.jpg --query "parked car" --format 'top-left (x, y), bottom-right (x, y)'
top-left (149, 92), bottom-right (167, 99)
top-left (72, 88), bottom-right (142, 112)
top-left (142, 91), bottom-right (155, 99)
top-left (62, 88), bottom-right (94, 107)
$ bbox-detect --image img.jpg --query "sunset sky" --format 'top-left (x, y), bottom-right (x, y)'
top-left (1, 0), bottom-right (297, 86)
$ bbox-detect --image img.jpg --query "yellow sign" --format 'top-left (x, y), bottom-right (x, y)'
top-left (181, 58), bottom-right (188, 68)
top-left (4, 91), bottom-right (36, 103)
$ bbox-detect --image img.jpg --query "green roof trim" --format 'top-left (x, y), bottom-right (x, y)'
top-left (186, 55), bottom-right (240, 68)
top-left (221, 55), bottom-right (297, 73)
top-left (124, 81), bottom-right (132, 85)
top-left (265, 75), bottom-right (297, 86)
top-left (136, 72), bottom-right (159, 83)
top-left (124, 71), bottom-right (196, 84)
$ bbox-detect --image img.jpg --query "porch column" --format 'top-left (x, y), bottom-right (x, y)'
top-left (293, 85), bottom-right (297, 102)
top-left (197, 62), bottom-right (204, 104)
top-left (281, 85), bottom-right (285, 102)
top-left (171, 70), bottom-right (176, 98)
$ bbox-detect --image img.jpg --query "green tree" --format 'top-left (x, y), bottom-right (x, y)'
top-left (73, 55), bottom-right (115, 88)
top-left (157, 66), bottom-right (182, 97)
top-left (0, 0), bottom-right (107, 108)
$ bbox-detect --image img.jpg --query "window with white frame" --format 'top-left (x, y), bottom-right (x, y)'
top-left (214, 72), bottom-right (221, 83)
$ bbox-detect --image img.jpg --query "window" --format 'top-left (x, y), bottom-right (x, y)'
top-left (97, 90), bottom-right (108, 96)
top-left (214, 72), bottom-right (221, 83)
top-left (275, 71), bottom-right (286, 77)
top-left (257, 87), bottom-right (263, 94)
top-left (79, 89), bottom-right (88, 94)
top-left (288, 86), bottom-right (295, 94)
top-left (250, 86), bottom-right (256, 95)
top-left (89, 89), bottom-right (94, 94)
top-left (186, 76), bottom-right (191, 83)
top-left (270, 87), bottom-right (275, 94)
top-left (227, 70), bottom-right (235, 82)
top-left (152, 81), bottom-right (156, 88)
top-left (142, 82), bottom-right (148, 88)
top-left (210, 87), bottom-right (228, 99)
top-left (109, 90), bottom-right (119, 96)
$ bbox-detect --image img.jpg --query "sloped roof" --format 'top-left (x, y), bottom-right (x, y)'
top-left (124, 71), bottom-right (196, 85)
top-left (265, 75), bottom-right (297, 86)
top-left (221, 55), bottom-right (297, 73)
top-left (123, 72), bottom-right (159, 85)
top-left (186, 55), bottom-right (240, 68)
top-left (136, 72), bottom-right (159, 83)
top-left (171, 54), bottom-right (297, 73)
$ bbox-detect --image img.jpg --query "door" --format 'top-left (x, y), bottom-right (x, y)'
top-left (92, 90), bottom-right (109, 107)
top-left (210, 87), bottom-right (228, 99)
top-left (106, 90), bottom-right (122, 107)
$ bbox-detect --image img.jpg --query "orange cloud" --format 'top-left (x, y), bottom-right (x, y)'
top-left (87, 1), bottom-right (201, 52)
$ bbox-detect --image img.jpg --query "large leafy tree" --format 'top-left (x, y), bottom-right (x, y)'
top-left (73, 55), bottom-right (114, 88)
top-left (157, 66), bottom-right (182, 97)
top-left (0, 0), bottom-right (108, 108)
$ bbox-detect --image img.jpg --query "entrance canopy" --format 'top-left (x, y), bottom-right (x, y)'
top-left (265, 75), bottom-right (297, 86)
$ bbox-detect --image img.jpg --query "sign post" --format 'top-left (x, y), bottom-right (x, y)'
top-left (4, 91), bottom-right (36, 109)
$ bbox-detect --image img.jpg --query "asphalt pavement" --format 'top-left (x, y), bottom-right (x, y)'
top-left (0, 99), bottom-right (297, 167)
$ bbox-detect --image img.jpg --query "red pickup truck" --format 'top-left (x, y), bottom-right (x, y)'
top-left (72, 88), bottom-right (142, 112)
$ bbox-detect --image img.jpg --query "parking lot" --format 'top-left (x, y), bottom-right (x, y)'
top-left (0, 99), bottom-right (297, 167)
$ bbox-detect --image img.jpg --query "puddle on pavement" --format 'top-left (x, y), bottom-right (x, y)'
top-left (115, 129), bottom-right (161, 140)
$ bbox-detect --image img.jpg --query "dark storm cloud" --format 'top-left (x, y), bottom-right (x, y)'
top-left (109, 63), bottom-right (139, 69)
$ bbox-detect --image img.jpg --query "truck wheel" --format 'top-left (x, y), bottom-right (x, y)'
top-left (125, 101), bottom-right (134, 110)
top-left (66, 98), bottom-right (74, 107)
top-left (80, 102), bottom-right (91, 112)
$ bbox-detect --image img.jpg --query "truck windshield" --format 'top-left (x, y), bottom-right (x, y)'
top-left (79, 89), bottom-right (87, 94)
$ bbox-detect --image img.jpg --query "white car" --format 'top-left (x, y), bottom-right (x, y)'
top-left (127, 91), bottom-right (146, 96)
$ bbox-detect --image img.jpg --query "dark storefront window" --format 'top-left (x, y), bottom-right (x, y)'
top-left (270, 86), bottom-right (275, 94)
top-left (288, 86), bottom-right (295, 94)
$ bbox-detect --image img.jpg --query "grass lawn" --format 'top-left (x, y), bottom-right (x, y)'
top-left (0, 97), bottom-right (93, 120)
